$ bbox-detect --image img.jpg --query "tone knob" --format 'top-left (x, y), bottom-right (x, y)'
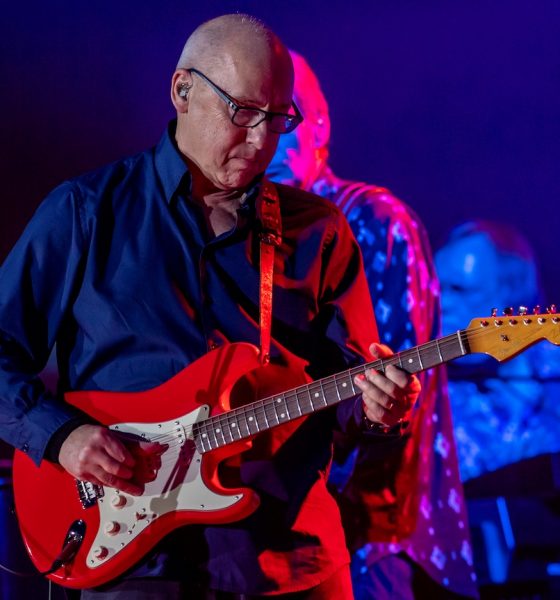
top-left (111, 494), bottom-right (127, 509)
top-left (93, 546), bottom-right (109, 560)
top-left (104, 521), bottom-right (120, 535)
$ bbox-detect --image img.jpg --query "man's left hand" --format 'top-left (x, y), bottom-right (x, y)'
top-left (354, 343), bottom-right (421, 428)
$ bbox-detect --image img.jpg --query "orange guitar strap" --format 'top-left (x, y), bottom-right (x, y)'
top-left (257, 179), bottom-right (282, 365)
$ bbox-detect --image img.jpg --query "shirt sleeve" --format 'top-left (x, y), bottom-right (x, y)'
top-left (0, 182), bottom-right (89, 464)
top-left (301, 206), bottom-right (384, 435)
top-left (336, 187), bottom-right (440, 456)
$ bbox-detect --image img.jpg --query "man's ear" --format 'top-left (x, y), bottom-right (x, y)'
top-left (312, 112), bottom-right (331, 150)
top-left (170, 69), bottom-right (193, 112)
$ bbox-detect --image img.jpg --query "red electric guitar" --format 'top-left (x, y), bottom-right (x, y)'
top-left (12, 309), bottom-right (560, 588)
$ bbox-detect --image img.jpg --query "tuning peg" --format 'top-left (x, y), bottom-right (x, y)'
top-left (503, 307), bottom-right (514, 316)
top-left (533, 305), bottom-right (541, 315)
top-left (519, 306), bottom-right (528, 315)
top-left (547, 304), bottom-right (557, 314)
top-left (491, 308), bottom-right (498, 317)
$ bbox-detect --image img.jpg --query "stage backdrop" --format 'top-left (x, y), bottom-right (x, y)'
top-left (1, 0), bottom-right (559, 306)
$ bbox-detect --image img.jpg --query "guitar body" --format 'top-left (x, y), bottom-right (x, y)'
top-left (11, 309), bottom-right (560, 589)
top-left (12, 342), bottom-right (265, 589)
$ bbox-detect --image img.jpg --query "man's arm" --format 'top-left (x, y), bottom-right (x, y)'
top-left (0, 183), bottom-right (90, 463)
top-left (309, 206), bottom-right (420, 436)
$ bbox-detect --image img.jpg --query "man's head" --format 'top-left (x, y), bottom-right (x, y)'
top-left (435, 220), bottom-right (541, 337)
top-left (171, 14), bottom-right (298, 193)
top-left (267, 50), bottom-right (331, 191)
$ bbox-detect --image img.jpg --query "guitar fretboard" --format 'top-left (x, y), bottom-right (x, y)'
top-left (193, 330), bottom-right (468, 452)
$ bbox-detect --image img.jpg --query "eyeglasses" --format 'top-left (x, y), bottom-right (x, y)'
top-left (188, 68), bottom-right (303, 134)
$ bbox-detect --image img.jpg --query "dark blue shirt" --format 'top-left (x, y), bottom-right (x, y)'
top-left (0, 123), bottom-right (380, 593)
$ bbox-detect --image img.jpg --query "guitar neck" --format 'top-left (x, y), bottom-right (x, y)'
top-left (193, 330), bottom-right (468, 452)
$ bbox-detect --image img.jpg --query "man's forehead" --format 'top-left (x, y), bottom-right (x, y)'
top-left (206, 53), bottom-right (293, 106)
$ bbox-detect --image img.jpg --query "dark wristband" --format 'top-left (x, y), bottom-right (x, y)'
top-left (44, 416), bottom-right (93, 463)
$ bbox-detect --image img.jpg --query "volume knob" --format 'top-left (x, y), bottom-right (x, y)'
top-left (93, 546), bottom-right (109, 560)
top-left (104, 521), bottom-right (120, 535)
top-left (111, 494), bottom-right (127, 509)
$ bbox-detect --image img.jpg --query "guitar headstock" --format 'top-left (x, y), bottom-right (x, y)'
top-left (464, 305), bottom-right (560, 362)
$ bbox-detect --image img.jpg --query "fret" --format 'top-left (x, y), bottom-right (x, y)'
top-left (225, 413), bottom-right (242, 441)
top-left (235, 410), bottom-right (252, 438)
top-left (245, 407), bottom-right (260, 435)
top-left (398, 349), bottom-right (422, 373)
top-left (205, 421), bottom-right (219, 450)
top-left (309, 384), bottom-right (324, 411)
top-left (318, 380), bottom-right (328, 406)
top-left (256, 402), bottom-right (269, 431)
top-left (416, 346), bottom-right (424, 370)
top-left (264, 402), bottom-right (279, 428)
top-left (301, 387), bottom-right (315, 414)
top-left (333, 377), bottom-right (342, 404)
top-left (335, 372), bottom-right (355, 401)
top-left (457, 331), bottom-right (466, 356)
top-left (196, 425), bottom-right (211, 452)
top-left (272, 395), bottom-right (290, 423)
top-left (435, 338), bottom-right (444, 363)
top-left (323, 378), bottom-right (338, 406)
top-left (213, 419), bottom-right (228, 448)
top-left (290, 389), bottom-right (304, 417)
top-left (416, 344), bottom-right (442, 370)
top-left (284, 391), bottom-right (299, 419)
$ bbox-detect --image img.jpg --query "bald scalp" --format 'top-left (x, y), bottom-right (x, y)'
top-left (177, 14), bottom-right (291, 76)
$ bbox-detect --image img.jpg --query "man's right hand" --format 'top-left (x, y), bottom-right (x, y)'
top-left (58, 424), bottom-right (162, 496)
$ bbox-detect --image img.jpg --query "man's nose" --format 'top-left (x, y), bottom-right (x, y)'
top-left (245, 120), bottom-right (271, 149)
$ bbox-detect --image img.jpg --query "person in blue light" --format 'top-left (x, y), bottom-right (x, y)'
top-left (268, 50), bottom-right (478, 600)
top-left (435, 220), bottom-right (560, 481)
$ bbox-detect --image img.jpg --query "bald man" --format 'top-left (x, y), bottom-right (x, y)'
top-left (268, 52), bottom-right (478, 599)
top-left (0, 15), bottom-right (420, 600)
top-left (436, 220), bottom-right (560, 481)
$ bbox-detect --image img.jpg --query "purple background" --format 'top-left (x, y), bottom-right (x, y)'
top-left (1, 0), bottom-right (559, 307)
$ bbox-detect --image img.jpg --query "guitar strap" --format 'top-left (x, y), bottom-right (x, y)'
top-left (256, 179), bottom-right (282, 365)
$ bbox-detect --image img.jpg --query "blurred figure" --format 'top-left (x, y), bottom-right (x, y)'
top-left (268, 52), bottom-right (478, 600)
top-left (435, 220), bottom-right (560, 481)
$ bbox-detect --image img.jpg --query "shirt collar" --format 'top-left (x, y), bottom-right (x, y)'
top-left (154, 119), bottom-right (265, 210)
top-left (154, 120), bottom-right (191, 204)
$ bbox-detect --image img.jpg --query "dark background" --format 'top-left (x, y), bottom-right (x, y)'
top-left (1, 0), bottom-right (559, 305)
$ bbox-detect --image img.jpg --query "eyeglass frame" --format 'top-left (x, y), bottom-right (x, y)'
top-left (186, 68), bottom-right (303, 134)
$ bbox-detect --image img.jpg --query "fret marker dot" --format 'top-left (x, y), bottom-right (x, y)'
top-left (314, 393), bottom-right (320, 398)
top-left (408, 358), bottom-right (413, 364)
top-left (202, 433), bottom-right (207, 438)
top-left (216, 428), bottom-right (221, 433)
top-left (231, 423), bottom-right (236, 428)
top-left (342, 382), bottom-right (347, 387)
top-left (280, 413), bottom-right (286, 418)
top-left (248, 417), bottom-right (254, 421)
top-left (276, 398), bottom-right (282, 403)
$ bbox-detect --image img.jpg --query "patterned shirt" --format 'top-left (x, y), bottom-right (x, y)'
top-left (449, 343), bottom-right (560, 481)
top-left (311, 167), bottom-right (479, 598)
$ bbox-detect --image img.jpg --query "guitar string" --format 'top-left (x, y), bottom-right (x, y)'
top-left (111, 322), bottom-right (559, 472)
top-left (141, 323), bottom-right (557, 452)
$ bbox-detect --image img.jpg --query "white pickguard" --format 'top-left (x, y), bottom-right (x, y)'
top-left (85, 405), bottom-right (245, 568)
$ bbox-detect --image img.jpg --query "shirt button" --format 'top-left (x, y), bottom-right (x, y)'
top-left (22, 443), bottom-right (29, 453)
top-left (208, 340), bottom-right (219, 350)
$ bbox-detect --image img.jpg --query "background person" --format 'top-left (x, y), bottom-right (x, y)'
top-left (268, 50), bottom-right (478, 599)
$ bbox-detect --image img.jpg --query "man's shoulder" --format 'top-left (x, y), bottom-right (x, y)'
top-left (62, 148), bottom-right (153, 205)
top-left (273, 181), bottom-right (343, 221)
